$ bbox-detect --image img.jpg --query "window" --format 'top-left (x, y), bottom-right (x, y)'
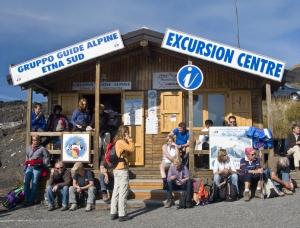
top-left (208, 94), bottom-right (225, 126)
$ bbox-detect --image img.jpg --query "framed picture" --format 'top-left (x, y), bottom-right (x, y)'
top-left (62, 133), bottom-right (90, 163)
top-left (209, 127), bottom-right (252, 169)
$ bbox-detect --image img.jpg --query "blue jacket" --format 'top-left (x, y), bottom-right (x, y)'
top-left (31, 111), bottom-right (46, 131)
top-left (71, 108), bottom-right (90, 127)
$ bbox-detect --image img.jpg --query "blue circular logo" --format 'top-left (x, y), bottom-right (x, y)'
top-left (177, 65), bottom-right (204, 91)
top-left (64, 136), bottom-right (87, 159)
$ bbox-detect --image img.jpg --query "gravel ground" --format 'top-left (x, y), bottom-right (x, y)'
top-left (0, 190), bottom-right (299, 228)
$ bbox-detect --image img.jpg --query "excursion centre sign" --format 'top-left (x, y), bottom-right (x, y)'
top-left (162, 28), bottom-right (285, 82)
top-left (10, 30), bottom-right (124, 86)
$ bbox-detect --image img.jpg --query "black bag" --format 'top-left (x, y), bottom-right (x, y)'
top-left (218, 177), bottom-right (238, 202)
top-left (208, 182), bottom-right (219, 203)
top-left (178, 180), bottom-right (193, 209)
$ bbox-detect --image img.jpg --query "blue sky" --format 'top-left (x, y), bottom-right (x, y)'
top-left (0, 0), bottom-right (299, 101)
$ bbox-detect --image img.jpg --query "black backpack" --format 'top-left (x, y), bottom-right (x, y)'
top-left (178, 180), bottom-right (194, 209)
top-left (218, 177), bottom-right (238, 202)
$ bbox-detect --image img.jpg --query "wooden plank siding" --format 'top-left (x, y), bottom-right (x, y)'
top-left (41, 48), bottom-right (264, 172)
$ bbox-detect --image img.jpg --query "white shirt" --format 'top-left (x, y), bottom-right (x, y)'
top-left (163, 144), bottom-right (177, 164)
top-left (213, 159), bottom-right (236, 174)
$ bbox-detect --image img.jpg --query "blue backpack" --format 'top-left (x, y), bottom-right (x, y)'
top-left (246, 127), bottom-right (273, 149)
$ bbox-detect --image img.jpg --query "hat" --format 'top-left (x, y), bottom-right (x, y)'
top-left (245, 147), bottom-right (254, 156)
top-left (71, 162), bottom-right (83, 172)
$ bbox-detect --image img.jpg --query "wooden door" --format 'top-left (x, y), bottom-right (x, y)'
top-left (160, 91), bottom-right (183, 132)
top-left (230, 91), bottom-right (252, 126)
top-left (122, 91), bottom-right (144, 166)
top-left (58, 93), bottom-right (79, 119)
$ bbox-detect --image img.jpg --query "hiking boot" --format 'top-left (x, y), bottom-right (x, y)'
top-left (243, 190), bottom-right (251, 201)
top-left (164, 199), bottom-right (174, 208)
top-left (111, 214), bottom-right (118, 220)
top-left (119, 215), bottom-right (132, 222)
top-left (69, 204), bottom-right (77, 211)
top-left (60, 206), bottom-right (68, 211)
top-left (255, 188), bottom-right (263, 198)
top-left (85, 204), bottom-right (93, 212)
top-left (48, 205), bottom-right (55, 211)
top-left (102, 193), bottom-right (109, 202)
top-left (283, 188), bottom-right (293, 195)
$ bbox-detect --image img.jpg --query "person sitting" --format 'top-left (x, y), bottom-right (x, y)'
top-left (159, 135), bottom-right (178, 189)
top-left (268, 154), bottom-right (294, 195)
top-left (31, 102), bottom-right (46, 132)
top-left (239, 147), bottom-right (263, 201)
top-left (46, 105), bottom-right (69, 132)
top-left (198, 119), bottom-right (214, 150)
top-left (24, 135), bottom-right (49, 206)
top-left (202, 119), bottom-right (213, 132)
top-left (169, 122), bottom-right (190, 167)
top-left (165, 158), bottom-right (192, 208)
top-left (227, 115), bottom-right (237, 127)
top-left (46, 161), bottom-right (72, 211)
top-left (213, 149), bottom-right (239, 195)
top-left (71, 98), bottom-right (91, 131)
top-left (69, 162), bottom-right (96, 212)
top-left (99, 154), bottom-right (114, 203)
top-left (286, 123), bottom-right (300, 171)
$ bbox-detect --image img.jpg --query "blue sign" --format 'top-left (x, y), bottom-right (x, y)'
top-left (177, 65), bottom-right (203, 91)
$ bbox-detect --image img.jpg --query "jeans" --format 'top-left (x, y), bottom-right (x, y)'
top-left (110, 169), bottom-right (129, 217)
top-left (99, 173), bottom-right (114, 192)
top-left (166, 179), bottom-right (192, 200)
top-left (24, 166), bottom-right (41, 204)
top-left (214, 173), bottom-right (239, 194)
top-left (46, 185), bottom-right (69, 207)
top-left (273, 170), bottom-right (291, 189)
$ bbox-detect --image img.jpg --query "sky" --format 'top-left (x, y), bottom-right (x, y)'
top-left (0, 0), bottom-right (299, 101)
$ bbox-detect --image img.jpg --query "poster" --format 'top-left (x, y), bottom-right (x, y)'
top-left (62, 133), bottom-right (90, 162)
top-left (124, 98), bottom-right (143, 125)
top-left (148, 90), bottom-right (157, 118)
top-left (209, 127), bottom-right (252, 169)
top-left (146, 117), bottom-right (158, 134)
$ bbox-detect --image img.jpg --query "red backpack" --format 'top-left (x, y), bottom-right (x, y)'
top-left (104, 142), bottom-right (119, 168)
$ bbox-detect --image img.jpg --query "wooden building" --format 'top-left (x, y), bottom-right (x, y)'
top-left (9, 28), bottom-right (288, 181)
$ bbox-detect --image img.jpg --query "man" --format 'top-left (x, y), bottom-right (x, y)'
top-left (239, 147), bottom-right (263, 201)
top-left (69, 162), bottom-right (96, 212)
top-left (227, 115), bottom-right (237, 127)
top-left (268, 154), bottom-right (294, 195)
top-left (165, 159), bottom-right (192, 208)
top-left (169, 122), bottom-right (189, 167)
top-left (286, 123), bottom-right (300, 171)
top-left (24, 135), bottom-right (49, 205)
top-left (31, 102), bottom-right (46, 131)
top-left (71, 98), bottom-right (91, 131)
top-left (46, 161), bottom-right (72, 211)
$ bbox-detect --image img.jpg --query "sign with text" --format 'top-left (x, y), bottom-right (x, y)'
top-left (10, 30), bottom-right (124, 85)
top-left (162, 28), bottom-right (285, 82)
top-left (72, 81), bottom-right (131, 90)
top-left (153, 72), bottom-right (180, 90)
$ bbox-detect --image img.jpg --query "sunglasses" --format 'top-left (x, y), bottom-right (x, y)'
top-left (249, 153), bottom-right (256, 156)
top-left (55, 167), bottom-right (63, 170)
top-left (229, 121), bottom-right (236, 124)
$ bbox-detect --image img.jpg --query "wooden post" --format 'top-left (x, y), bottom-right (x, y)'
top-left (188, 60), bottom-right (195, 178)
top-left (266, 81), bottom-right (274, 158)
top-left (26, 88), bottom-right (32, 147)
top-left (93, 60), bottom-right (101, 169)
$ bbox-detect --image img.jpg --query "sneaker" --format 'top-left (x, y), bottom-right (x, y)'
top-left (85, 204), bottom-right (92, 212)
top-left (243, 190), bottom-right (251, 201)
top-left (102, 193), bottom-right (109, 202)
top-left (164, 199), bottom-right (174, 208)
top-left (69, 204), bottom-right (77, 211)
top-left (60, 206), bottom-right (68, 211)
top-left (119, 215), bottom-right (132, 222)
top-left (111, 214), bottom-right (118, 220)
top-left (48, 205), bottom-right (55, 211)
top-left (283, 188), bottom-right (293, 195)
top-left (255, 188), bottom-right (263, 198)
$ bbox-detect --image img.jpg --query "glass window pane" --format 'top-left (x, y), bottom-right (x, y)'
top-left (193, 95), bottom-right (203, 127)
top-left (208, 94), bottom-right (224, 126)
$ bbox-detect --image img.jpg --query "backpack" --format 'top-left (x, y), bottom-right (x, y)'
top-left (178, 180), bottom-right (194, 209)
top-left (198, 180), bottom-right (209, 202)
top-left (104, 142), bottom-right (119, 168)
top-left (218, 177), bottom-right (238, 202)
top-left (2, 185), bottom-right (25, 209)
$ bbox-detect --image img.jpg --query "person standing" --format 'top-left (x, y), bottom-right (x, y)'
top-left (286, 123), bottom-right (300, 171)
top-left (46, 161), bottom-right (72, 211)
top-left (24, 135), bottom-right (49, 205)
top-left (110, 125), bottom-right (135, 222)
top-left (71, 98), bottom-right (91, 131)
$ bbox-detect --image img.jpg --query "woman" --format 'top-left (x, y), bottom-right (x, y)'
top-left (110, 125), bottom-right (135, 222)
top-left (213, 149), bottom-right (239, 194)
top-left (159, 135), bottom-right (178, 189)
top-left (46, 105), bottom-right (69, 132)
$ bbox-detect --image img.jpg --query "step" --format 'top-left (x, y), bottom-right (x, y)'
top-left (95, 199), bottom-right (164, 210)
top-left (129, 179), bottom-right (163, 190)
top-left (128, 189), bottom-right (182, 201)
